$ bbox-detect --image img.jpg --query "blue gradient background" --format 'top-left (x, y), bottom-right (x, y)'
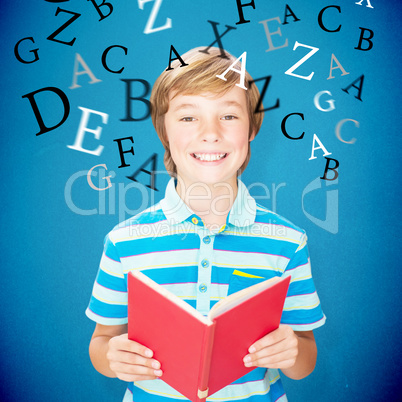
top-left (1, 1), bottom-right (401, 401)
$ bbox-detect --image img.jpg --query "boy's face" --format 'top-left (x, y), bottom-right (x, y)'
top-left (164, 86), bottom-right (254, 189)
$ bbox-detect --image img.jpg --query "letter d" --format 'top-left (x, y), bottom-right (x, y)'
top-left (22, 86), bottom-right (70, 135)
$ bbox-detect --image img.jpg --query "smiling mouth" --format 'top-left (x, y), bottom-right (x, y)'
top-left (191, 153), bottom-right (228, 162)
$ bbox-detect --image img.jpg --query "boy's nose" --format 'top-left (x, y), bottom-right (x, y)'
top-left (200, 120), bottom-right (221, 142)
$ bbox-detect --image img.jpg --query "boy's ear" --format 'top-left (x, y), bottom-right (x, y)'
top-left (249, 130), bottom-right (256, 142)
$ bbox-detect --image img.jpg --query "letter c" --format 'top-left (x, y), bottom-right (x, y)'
top-left (101, 45), bottom-right (128, 74)
top-left (318, 5), bottom-right (342, 33)
top-left (335, 119), bottom-right (359, 144)
top-left (281, 112), bottom-right (305, 140)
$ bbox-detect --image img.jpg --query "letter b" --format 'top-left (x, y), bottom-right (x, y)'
top-left (355, 27), bottom-right (374, 51)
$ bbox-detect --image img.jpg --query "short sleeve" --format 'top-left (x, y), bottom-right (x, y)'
top-left (281, 233), bottom-right (326, 331)
top-left (85, 233), bottom-right (128, 325)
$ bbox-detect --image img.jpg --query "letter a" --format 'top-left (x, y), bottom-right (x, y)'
top-left (355, 0), bottom-right (374, 9)
top-left (165, 45), bottom-right (188, 71)
top-left (309, 134), bottom-right (332, 160)
top-left (283, 4), bottom-right (300, 25)
top-left (216, 51), bottom-right (248, 90)
top-left (69, 53), bottom-right (102, 89)
top-left (342, 75), bottom-right (364, 101)
top-left (327, 54), bottom-right (349, 80)
top-left (127, 153), bottom-right (158, 190)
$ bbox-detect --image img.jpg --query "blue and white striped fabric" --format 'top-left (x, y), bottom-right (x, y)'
top-left (86, 178), bottom-right (326, 402)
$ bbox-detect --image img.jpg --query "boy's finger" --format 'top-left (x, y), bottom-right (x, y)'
top-left (118, 336), bottom-right (154, 358)
top-left (114, 350), bottom-right (161, 369)
top-left (111, 361), bottom-right (163, 378)
top-left (244, 354), bottom-right (296, 369)
top-left (117, 372), bottom-right (159, 382)
top-left (248, 325), bottom-right (291, 353)
top-left (244, 344), bottom-right (297, 367)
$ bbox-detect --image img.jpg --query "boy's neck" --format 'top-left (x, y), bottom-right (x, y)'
top-left (176, 177), bottom-right (238, 229)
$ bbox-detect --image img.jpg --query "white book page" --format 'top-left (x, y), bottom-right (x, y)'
top-left (208, 276), bottom-right (281, 320)
top-left (132, 271), bottom-right (213, 325)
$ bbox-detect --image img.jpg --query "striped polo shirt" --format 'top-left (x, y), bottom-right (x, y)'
top-left (86, 178), bottom-right (326, 402)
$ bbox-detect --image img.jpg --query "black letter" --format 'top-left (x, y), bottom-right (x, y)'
top-left (114, 137), bottom-right (135, 168)
top-left (120, 79), bottom-right (151, 122)
top-left (127, 153), bottom-right (158, 191)
top-left (102, 45), bottom-right (127, 74)
top-left (281, 113), bottom-right (305, 140)
top-left (199, 20), bottom-right (236, 59)
top-left (14, 37), bottom-right (39, 64)
top-left (321, 157), bottom-right (339, 181)
top-left (47, 8), bottom-right (81, 46)
top-left (342, 74), bottom-right (364, 101)
top-left (318, 5), bottom-right (341, 33)
top-left (87, 0), bottom-right (113, 21)
top-left (22, 87), bottom-right (70, 135)
top-left (250, 75), bottom-right (280, 113)
top-left (283, 4), bottom-right (300, 25)
top-left (166, 45), bottom-right (189, 71)
top-left (355, 27), bottom-right (374, 51)
top-left (235, 0), bottom-right (255, 25)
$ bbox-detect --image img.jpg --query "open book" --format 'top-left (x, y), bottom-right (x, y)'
top-left (128, 271), bottom-right (291, 402)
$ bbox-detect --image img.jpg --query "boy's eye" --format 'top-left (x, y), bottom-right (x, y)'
top-left (222, 115), bottom-right (237, 120)
top-left (180, 117), bottom-right (196, 122)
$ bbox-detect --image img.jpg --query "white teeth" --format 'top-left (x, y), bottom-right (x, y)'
top-left (193, 153), bottom-right (226, 161)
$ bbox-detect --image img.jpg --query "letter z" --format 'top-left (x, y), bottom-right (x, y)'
top-left (284, 41), bottom-right (319, 80)
top-left (138, 0), bottom-right (172, 34)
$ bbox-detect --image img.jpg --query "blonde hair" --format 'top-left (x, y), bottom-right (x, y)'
top-left (150, 47), bottom-right (264, 176)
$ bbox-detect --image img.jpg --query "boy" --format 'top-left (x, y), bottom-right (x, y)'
top-left (86, 47), bottom-right (326, 401)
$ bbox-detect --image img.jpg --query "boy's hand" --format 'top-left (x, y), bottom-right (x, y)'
top-left (107, 333), bottom-right (163, 382)
top-left (243, 324), bottom-right (299, 370)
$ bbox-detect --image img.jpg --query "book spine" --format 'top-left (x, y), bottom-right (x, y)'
top-left (196, 322), bottom-right (216, 402)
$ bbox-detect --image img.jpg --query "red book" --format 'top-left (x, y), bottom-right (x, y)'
top-left (128, 271), bottom-right (290, 402)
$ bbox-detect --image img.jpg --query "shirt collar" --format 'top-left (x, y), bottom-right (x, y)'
top-left (160, 178), bottom-right (256, 228)
top-left (228, 178), bottom-right (257, 227)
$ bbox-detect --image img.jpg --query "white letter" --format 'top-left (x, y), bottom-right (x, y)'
top-left (285, 41), bottom-right (319, 81)
top-left (216, 51), bottom-right (248, 90)
top-left (138, 0), bottom-right (172, 34)
top-left (335, 119), bottom-right (359, 144)
top-left (314, 90), bottom-right (336, 112)
top-left (67, 106), bottom-right (108, 156)
top-left (355, 0), bottom-right (374, 9)
top-left (69, 53), bottom-right (101, 89)
top-left (309, 134), bottom-right (332, 160)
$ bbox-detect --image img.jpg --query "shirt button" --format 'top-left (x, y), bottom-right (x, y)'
top-left (201, 259), bottom-right (209, 268)
top-left (192, 217), bottom-right (199, 225)
top-left (203, 236), bottom-right (211, 244)
top-left (199, 283), bottom-right (207, 293)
